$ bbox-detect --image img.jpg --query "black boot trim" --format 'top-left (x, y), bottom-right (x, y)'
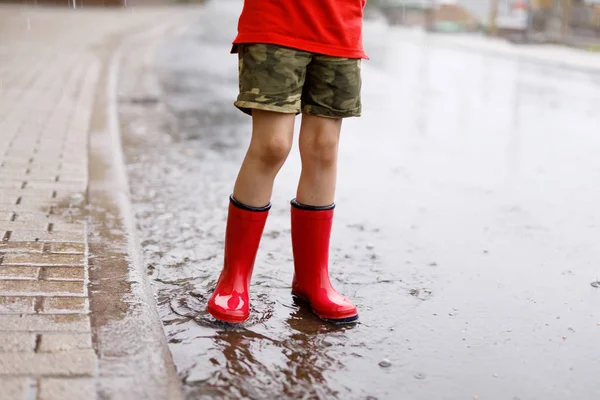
top-left (230, 194), bottom-right (271, 212)
top-left (290, 198), bottom-right (335, 211)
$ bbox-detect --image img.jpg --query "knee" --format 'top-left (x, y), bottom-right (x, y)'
top-left (300, 131), bottom-right (340, 167)
top-left (251, 135), bottom-right (293, 168)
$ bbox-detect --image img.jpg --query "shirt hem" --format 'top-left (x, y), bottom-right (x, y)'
top-left (232, 33), bottom-right (369, 60)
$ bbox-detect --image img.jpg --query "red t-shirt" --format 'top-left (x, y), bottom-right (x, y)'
top-left (232, 0), bottom-right (368, 59)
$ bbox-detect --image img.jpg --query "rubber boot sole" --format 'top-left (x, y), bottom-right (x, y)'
top-left (206, 305), bottom-right (248, 324)
top-left (292, 292), bottom-right (359, 324)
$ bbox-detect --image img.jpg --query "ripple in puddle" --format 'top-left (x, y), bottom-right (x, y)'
top-left (169, 290), bottom-right (275, 328)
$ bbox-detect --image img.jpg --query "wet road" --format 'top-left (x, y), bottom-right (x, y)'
top-left (121, 2), bottom-right (600, 399)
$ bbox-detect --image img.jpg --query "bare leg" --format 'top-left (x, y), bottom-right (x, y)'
top-left (296, 114), bottom-right (342, 206)
top-left (206, 109), bottom-right (296, 324)
top-left (290, 113), bottom-right (358, 323)
top-left (233, 110), bottom-right (296, 207)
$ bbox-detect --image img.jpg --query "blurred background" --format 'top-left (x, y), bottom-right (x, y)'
top-left (2, 0), bottom-right (598, 399)
top-left (366, 0), bottom-right (600, 48)
top-left (6, 0), bottom-right (600, 49)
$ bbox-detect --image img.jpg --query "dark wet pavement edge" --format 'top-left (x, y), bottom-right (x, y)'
top-left (86, 14), bottom-right (187, 400)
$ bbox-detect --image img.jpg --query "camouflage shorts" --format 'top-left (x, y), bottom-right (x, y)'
top-left (234, 44), bottom-right (362, 118)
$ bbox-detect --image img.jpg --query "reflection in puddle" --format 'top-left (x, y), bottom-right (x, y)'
top-left (181, 294), bottom-right (355, 400)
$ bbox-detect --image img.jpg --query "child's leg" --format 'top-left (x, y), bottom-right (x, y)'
top-left (296, 114), bottom-right (342, 206)
top-left (289, 54), bottom-right (362, 323)
top-left (233, 110), bottom-right (295, 208)
top-left (291, 116), bottom-right (357, 323)
top-left (207, 44), bottom-right (310, 323)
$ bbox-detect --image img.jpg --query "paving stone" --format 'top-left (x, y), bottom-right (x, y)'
top-left (1, 189), bottom-right (55, 198)
top-left (43, 297), bottom-right (87, 314)
top-left (0, 194), bottom-right (21, 205)
top-left (9, 204), bottom-right (53, 215)
top-left (0, 378), bottom-right (30, 400)
top-left (0, 181), bottom-right (24, 190)
top-left (3, 253), bottom-right (84, 266)
top-left (27, 160), bottom-right (63, 170)
top-left (0, 280), bottom-right (84, 295)
top-left (56, 176), bottom-right (87, 185)
top-left (7, 212), bottom-right (51, 223)
top-left (0, 315), bottom-right (90, 332)
top-left (22, 181), bottom-right (86, 192)
top-left (0, 175), bottom-right (40, 185)
top-left (0, 242), bottom-right (45, 253)
top-left (27, 166), bottom-right (61, 175)
top-left (9, 213), bottom-right (82, 225)
top-left (0, 160), bottom-right (32, 168)
top-left (0, 220), bottom-right (51, 233)
top-left (16, 197), bottom-right (60, 207)
top-left (9, 230), bottom-right (85, 243)
top-left (58, 165), bottom-right (86, 174)
top-left (0, 166), bottom-right (28, 176)
top-left (0, 296), bottom-right (36, 313)
top-left (19, 173), bottom-right (61, 184)
top-left (48, 243), bottom-right (85, 254)
top-left (0, 333), bottom-right (36, 352)
top-left (0, 350), bottom-right (96, 376)
top-left (0, 266), bottom-right (40, 280)
top-left (39, 378), bottom-right (96, 400)
top-left (43, 267), bottom-right (85, 281)
top-left (0, 211), bottom-right (15, 221)
top-left (48, 222), bottom-right (84, 233)
top-left (39, 333), bottom-right (92, 353)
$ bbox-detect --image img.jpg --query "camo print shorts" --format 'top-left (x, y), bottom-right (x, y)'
top-left (234, 44), bottom-right (362, 118)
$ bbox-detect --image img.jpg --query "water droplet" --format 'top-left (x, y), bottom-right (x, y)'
top-left (378, 359), bottom-right (391, 368)
top-left (414, 372), bottom-right (426, 380)
top-left (366, 243), bottom-right (374, 250)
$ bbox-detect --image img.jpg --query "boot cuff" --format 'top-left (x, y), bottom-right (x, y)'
top-left (230, 194), bottom-right (271, 212)
top-left (291, 199), bottom-right (335, 211)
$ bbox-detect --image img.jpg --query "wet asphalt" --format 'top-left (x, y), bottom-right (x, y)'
top-left (121, 1), bottom-right (600, 399)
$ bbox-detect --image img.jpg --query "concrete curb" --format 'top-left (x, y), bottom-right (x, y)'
top-left (87, 15), bottom-right (187, 400)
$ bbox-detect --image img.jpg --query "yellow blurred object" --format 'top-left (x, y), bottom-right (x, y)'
top-left (530, 0), bottom-right (553, 9)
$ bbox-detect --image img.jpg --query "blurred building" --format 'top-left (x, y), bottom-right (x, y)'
top-left (380, 0), bottom-right (480, 32)
top-left (530, 0), bottom-right (600, 38)
top-left (376, 0), bottom-right (600, 41)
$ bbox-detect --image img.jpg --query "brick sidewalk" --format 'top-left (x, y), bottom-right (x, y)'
top-left (0, 5), bottom-right (183, 399)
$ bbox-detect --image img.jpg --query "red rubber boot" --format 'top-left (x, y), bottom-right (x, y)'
top-left (206, 195), bottom-right (270, 323)
top-left (290, 199), bottom-right (358, 323)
